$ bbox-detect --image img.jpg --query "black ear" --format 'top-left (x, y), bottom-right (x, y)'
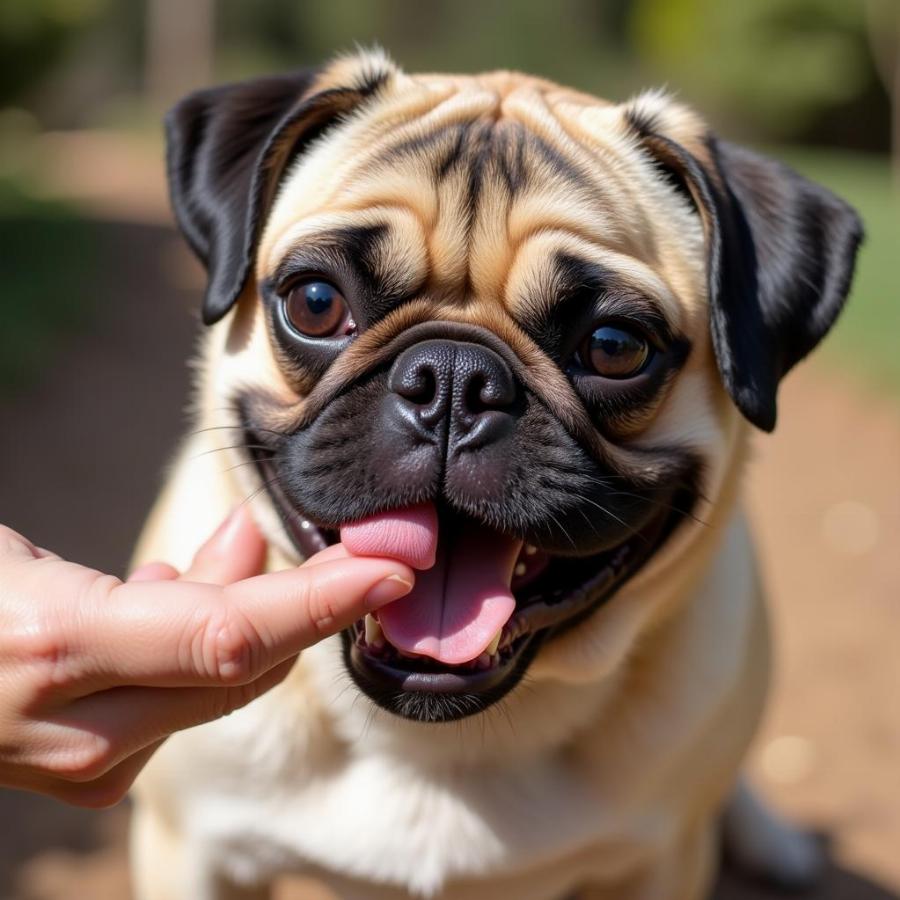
top-left (165, 66), bottom-right (389, 324)
top-left (633, 127), bottom-right (863, 431)
top-left (703, 139), bottom-right (863, 431)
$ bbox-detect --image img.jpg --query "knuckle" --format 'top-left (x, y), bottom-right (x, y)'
top-left (304, 581), bottom-right (339, 640)
top-left (202, 684), bottom-right (252, 724)
top-left (198, 608), bottom-right (263, 685)
top-left (223, 678), bottom-right (267, 715)
top-left (197, 673), bottom-right (283, 726)
top-left (15, 574), bottom-right (121, 700)
top-left (17, 623), bottom-right (78, 700)
top-left (0, 524), bottom-right (30, 554)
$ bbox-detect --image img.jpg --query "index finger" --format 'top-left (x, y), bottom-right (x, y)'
top-left (70, 555), bottom-right (413, 691)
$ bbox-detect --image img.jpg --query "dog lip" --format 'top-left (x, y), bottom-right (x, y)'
top-left (347, 633), bottom-right (536, 695)
top-left (246, 440), bottom-right (335, 557)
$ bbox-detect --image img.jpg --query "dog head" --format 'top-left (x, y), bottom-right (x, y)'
top-left (167, 51), bottom-right (861, 725)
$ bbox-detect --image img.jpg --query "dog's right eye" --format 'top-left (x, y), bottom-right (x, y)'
top-left (284, 280), bottom-right (354, 338)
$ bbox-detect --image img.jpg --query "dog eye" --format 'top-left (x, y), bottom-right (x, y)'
top-left (581, 324), bottom-right (652, 379)
top-left (284, 280), bottom-right (353, 338)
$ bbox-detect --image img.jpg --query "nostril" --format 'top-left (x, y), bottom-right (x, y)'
top-left (464, 374), bottom-right (488, 415)
top-left (406, 367), bottom-right (437, 405)
top-left (461, 364), bottom-right (516, 416)
top-left (391, 361), bottom-right (438, 406)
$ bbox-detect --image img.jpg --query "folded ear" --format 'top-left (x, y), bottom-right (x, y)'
top-left (165, 54), bottom-right (395, 325)
top-left (628, 108), bottom-right (863, 431)
top-left (703, 139), bottom-right (864, 431)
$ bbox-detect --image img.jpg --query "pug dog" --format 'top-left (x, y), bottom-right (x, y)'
top-left (130, 49), bottom-right (862, 900)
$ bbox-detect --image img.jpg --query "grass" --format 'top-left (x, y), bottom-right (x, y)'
top-left (775, 147), bottom-right (900, 398)
top-left (0, 176), bottom-right (100, 394)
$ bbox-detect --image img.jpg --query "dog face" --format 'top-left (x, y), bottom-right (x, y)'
top-left (166, 51), bottom-right (861, 724)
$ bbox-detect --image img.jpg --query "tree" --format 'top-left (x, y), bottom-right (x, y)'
top-left (630, 0), bottom-right (880, 144)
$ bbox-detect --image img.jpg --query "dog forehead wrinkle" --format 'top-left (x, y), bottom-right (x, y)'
top-left (264, 80), bottom-right (682, 317)
top-left (270, 94), bottom-right (627, 298)
top-left (504, 231), bottom-right (686, 336)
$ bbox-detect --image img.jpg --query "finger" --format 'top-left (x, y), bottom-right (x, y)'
top-left (41, 741), bottom-right (163, 809)
top-left (76, 556), bottom-right (413, 688)
top-left (44, 659), bottom-right (295, 781)
top-left (0, 524), bottom-right (40, 561)
top-left (183, 506), bottom-right (267, 585)
top-left (220, 557), bottom-right (415, 674)
top-left (128, 561), bottom-right (180, 583)
top-left (298, 542), bottom-right (352, 567)
top-left (34, 546), bottom-right (62, 560)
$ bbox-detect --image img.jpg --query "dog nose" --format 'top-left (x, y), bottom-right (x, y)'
top-left (387, 339), bottom-right (518, 442)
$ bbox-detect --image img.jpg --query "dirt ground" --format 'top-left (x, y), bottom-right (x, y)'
top-left (0, 215), bottom-right (897, 899)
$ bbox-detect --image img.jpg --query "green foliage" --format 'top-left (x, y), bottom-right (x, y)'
top-left (0, 0), bottom-right (110, 106)
top-left (215, 0), bottom-right (644, 101)
top-left (0, 177), bottom-right (98, 392)
top-left (630, 0), bottom-right (874, 137)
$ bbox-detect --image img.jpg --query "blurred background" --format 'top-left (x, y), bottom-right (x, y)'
top-left (0, 1), bottom-right (897, 899)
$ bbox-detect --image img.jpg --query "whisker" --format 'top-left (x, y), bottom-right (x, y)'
top-left (189, 443), bottom-right (272, 461)
top-left (544, 510), bottom-right (576, 550)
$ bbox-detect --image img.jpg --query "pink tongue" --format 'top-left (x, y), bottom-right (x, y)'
top-left (340, 504), bottom-right (520, 665)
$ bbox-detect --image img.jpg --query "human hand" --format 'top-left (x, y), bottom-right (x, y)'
top-left (0, 508), bottom-right (412, 807)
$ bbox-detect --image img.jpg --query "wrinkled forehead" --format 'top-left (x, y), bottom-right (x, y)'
top-left (258, 73), bottom-right (706, 326)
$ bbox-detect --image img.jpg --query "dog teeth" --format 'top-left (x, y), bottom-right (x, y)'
top-left (525, 545), bottom-right (537, 556)
top-left (499, 622), bottom-right (518, 649)
top-left (486, 630), bottom-right (502, 656)
top-left (514, 562), bottom-right (527, 577)
top-left (364, 614), bottom-right (385, 648)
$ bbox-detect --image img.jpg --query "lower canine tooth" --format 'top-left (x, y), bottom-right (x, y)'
top-left (486, 631), bottom-right (501, 656)
top-left (364, 614), bottom-right (384, 647)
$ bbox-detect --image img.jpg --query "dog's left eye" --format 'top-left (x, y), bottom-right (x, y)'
top-left (580, 324), bottom-right (652, 379)
top-left (284, 280), bottom-right (353, 338)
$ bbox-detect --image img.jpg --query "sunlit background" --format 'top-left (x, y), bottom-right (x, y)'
top-left (0, 2), bottom-right (897, 899)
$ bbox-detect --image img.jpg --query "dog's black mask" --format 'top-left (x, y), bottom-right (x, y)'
top-left (241, 316), bottom-right (699, 722)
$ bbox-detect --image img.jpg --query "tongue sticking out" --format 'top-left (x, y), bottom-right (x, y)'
top-left (341, 504), bottom-right (520, 665)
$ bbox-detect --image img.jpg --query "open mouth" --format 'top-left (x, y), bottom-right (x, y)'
top-left (249, 438), bottom-right (679, 721)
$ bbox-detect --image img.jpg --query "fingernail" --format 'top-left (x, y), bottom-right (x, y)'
top-left (364, 573), bottom-right (413, 610)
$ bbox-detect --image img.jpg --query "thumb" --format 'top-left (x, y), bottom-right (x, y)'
top-left (183, 506), bottom-right (267, 586)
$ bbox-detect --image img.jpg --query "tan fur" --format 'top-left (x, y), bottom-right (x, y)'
top-left (131, 51), bottom-right (800, 900)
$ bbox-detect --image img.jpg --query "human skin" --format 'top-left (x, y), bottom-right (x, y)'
top-left (0, 507), bottom-right (413, 808)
